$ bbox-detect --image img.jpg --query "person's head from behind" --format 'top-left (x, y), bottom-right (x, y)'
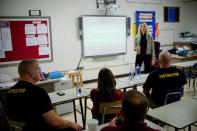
top-left (18, 59), bottom-right (40, 83)
top-left (121, 90), bottom-right (148, 125)
top-left (159, 51), bottom-right (172, 68)
top-left (97, 67), bottom-right (116, 101)
top-left (138, 23), bottom-right (149, 36)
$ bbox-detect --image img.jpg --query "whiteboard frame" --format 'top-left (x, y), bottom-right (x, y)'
top-left (0, 16), bottom-right (53, 67)
top-left (81, 15), bottom-right (127, 57)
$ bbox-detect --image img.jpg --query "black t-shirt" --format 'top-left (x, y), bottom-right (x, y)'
top-left (6, 81), bottom-right (54, 131)
top-left (143, 67), bottom-right (187, 106)
top-left (140, 34), bottom-right (147, 55)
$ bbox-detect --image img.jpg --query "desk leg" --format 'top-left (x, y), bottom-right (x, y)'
top-left (84, 97), bottom-right (87, 129)
top-left (189, 66), bottom-right (192, 89)
top-left (73, 100), bottom-right (77, 123)
top-left (188, 125), bottom-right (191, 131)
top-left (194, 78), bottom-right (196, 96)
top-left (123, 88), bottom-right (126, 93)
top-left (133, 85), bottom-right (137, 90)
top-left (79, 98), bottom-right (85, 129)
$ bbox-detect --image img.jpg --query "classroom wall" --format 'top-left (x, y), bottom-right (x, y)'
top-left (0, 0), bottom-right (197, 81)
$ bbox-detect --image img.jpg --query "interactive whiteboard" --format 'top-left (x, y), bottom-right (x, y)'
top-left (81, 16), bottom-right (127, 57)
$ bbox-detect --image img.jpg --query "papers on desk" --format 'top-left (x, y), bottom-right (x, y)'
top-left (84, 86), bottom-right (95, 89)
top-left (59, 76), bottom-right (70, 81)
top-left (0, 81), bottom-right (17, 89)
top-left (0, 73), bottom-right (13, 83)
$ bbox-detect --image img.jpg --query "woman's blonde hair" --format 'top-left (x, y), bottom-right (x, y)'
top-left (137, 23), bottom-right (150, 38)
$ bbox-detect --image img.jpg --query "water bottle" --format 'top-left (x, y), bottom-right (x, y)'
top-left (76, 76), bottom-right (81, 97)
top-left (136, 64), bottom-right (141, 77)
top-left (129, 65), bottom-right (135, 82)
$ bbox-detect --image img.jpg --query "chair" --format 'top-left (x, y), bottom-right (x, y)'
top-left (0, 100), bottom-right (11, 131)
top-left (147, 91), bottom-right (182, 127)
top-left (164, 92), bottom-right (182, 105)
top-left (99, 101), bottom-right (121, 124)
top-left (0, 99), bottom-right (24, 131)
top-left (9, 120), bottom-right (24, 131)
top-left (185, 63), bottom-right (197, 94)
top-left (163, 87), bottom-right (183, 105)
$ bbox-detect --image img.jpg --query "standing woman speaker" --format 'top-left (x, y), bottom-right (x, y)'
top-left (134, 23), bottom-right (155, 73)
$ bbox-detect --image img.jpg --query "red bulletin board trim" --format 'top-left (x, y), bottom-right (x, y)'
top-left (0, 17), bottom-right (52, 65)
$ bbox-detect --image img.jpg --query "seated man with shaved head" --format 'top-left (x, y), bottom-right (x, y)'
top-left (6, 59), bottom-right (82, 131)
top-left (143, 51), bottom-right (187, 108)
top-left (101, 90), bottom-right (159, 131)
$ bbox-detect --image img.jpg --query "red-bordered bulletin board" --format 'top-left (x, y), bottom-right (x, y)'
top-left (0, 17), bottom-right (53, 66)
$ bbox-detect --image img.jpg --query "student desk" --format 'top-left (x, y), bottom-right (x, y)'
top-left (171, 54), bottom-right (197, 63)
top-left (171, 60), bottom-right (197, 70)
top-left (171, 60), bottom-right (197, 75)
top-left (49, 80), bottom-right (136, 129)
top-left (0, 80), bottom-right (62, 107)
top-left (117, 74), bottom-right (148, 86)
top-left (83, 74), bottom-right (148, 93)
top-left (0, 79), bottom-right (60, 91)
top-left (83, 75), bottom-right (148, 129)
top-left (83, 81), bottom-right (136, 128)
top-left (83, 120), bottom-right (166, 131)
top-left (48, 88), bottom-right (89, 129)
top-left (0, 81), bottom-right (17, 91)
top-left (0, 79), bottom-right (60, 107)
top-left (148, 98), bottom-right (197, 131)
top-left (172, 60), bottom-right (197, 91)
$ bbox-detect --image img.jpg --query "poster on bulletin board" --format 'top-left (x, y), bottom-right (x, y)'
top-left (136, 11), bottom-right (156, 40)
top-left (0, 16), bottom-right (53, 66)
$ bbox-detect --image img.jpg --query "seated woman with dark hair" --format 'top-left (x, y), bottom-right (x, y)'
top-left (90, 68), bottom-right (124, 124)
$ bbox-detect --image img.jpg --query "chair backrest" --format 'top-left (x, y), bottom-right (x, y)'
top-left (164, 92), bottom-right (182, 105)
top-left (99, 101), bottom-right (121, 124)
top-left (194, 63), bottom-right (197, 70)
top-left (0, 100), bottom-right (24, 131)
top-left (0, 100), bottom-right (11, 131)
top-left (9, 120), bottom-right (24, 130)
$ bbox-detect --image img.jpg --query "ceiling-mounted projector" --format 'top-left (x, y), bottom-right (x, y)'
top-left (104, 0), bottom-right (116, 5)
top-left (96, 0), bottom-right (117, 8)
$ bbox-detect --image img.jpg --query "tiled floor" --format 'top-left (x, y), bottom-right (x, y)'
top-left (60, 77), bottom-right (197, 131)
